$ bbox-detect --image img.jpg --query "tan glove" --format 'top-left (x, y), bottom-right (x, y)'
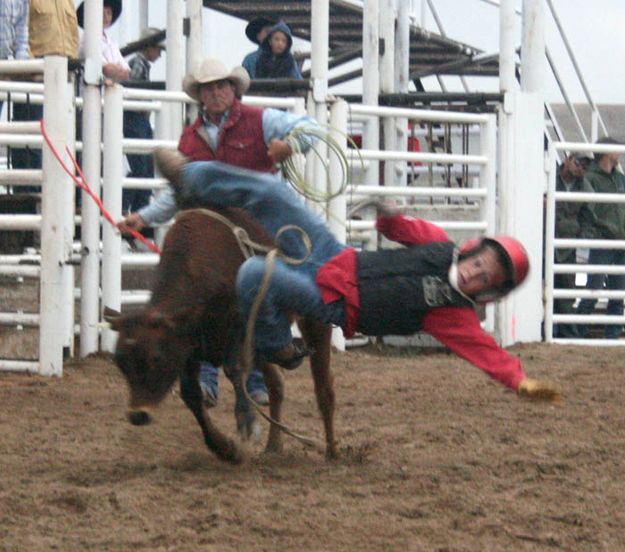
top-left (517, 378), bottom-right (562, 403)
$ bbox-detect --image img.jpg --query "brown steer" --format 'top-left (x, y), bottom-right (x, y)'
top-left (105, 208), bottom-right (337, 463)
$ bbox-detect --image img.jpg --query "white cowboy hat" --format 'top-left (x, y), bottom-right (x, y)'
top-left (182, 58), bottom-right (250, 101)
top-left (140, 27), bottom-right (166, 50)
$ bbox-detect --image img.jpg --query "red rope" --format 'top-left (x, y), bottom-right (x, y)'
top-left (40, 119), bottom-right (161, 254)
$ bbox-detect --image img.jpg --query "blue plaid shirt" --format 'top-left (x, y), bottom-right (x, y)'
top-left (0, 0), bottom-right (29, 60)
top-left (128, 52), bottom-right (151, 82)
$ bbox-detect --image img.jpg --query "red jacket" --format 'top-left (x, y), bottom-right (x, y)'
top-left (316, 214), bottom-right (526, 390)
top-left (177, 98), bottom-right (275, 172)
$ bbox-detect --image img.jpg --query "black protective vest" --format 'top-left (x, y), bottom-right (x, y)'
top-left (355, 242), bottom-right (473, 335)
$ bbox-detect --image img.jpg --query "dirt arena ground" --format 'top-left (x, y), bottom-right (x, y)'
top-left (1, 343), bottom-right (624, 551)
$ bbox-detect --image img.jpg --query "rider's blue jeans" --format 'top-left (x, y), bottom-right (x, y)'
top-left (181, 161), bottom-right (346, 352)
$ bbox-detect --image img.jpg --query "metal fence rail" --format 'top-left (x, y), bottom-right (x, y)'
top-left (544, 141), bottom-right (625, 344)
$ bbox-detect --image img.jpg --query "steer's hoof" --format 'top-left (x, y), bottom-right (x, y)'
top-left (128, 410), bottom-right (151, 426)
top-left (224, 443), bottom-right (245, 465)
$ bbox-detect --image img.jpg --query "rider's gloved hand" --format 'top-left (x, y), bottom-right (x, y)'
top-left (517, 377), bottom-right (562, 403)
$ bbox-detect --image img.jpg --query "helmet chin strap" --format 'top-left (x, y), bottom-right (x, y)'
top-left (448, 252), bottom-right (474, 302)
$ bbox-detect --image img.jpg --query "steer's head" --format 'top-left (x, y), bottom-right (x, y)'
top-left (104, 306), bottom-right (196, 426)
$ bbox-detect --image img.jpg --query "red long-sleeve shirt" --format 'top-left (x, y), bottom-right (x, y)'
top-left (316, 214), bottom-right (526, 390)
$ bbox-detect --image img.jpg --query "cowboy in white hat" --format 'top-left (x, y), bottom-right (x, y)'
top-left (182, 58), bottom-right (251, 117)
top-left (128, 27), bottom-right (166, 83)
top-left (118, 56), bottom-right (320, 408)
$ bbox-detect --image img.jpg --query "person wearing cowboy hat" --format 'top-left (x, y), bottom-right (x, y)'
top-left (121, 27), bottom-right (166, 214)
top-left (242, 16), bottom-right (276, 78)
top-left (117, 57), bottom-right (320, 407)
top-left (77, 0), bottom-right (129, 82)
top-left (127, 27), bottom-right (165, 83)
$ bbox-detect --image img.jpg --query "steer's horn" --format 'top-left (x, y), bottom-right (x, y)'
top-left (103, 306), bottom-right (122, 330)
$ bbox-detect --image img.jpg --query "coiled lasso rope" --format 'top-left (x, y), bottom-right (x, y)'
top-left (280, 125), bottom-right (363, 203)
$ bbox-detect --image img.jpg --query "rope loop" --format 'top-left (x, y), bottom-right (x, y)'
top-left (280, 124), bottom-right (363, 203)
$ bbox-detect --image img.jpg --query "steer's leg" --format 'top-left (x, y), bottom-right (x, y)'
top-left (261, 360), bottom-right (285, 454)
top-left (222, 354), bottom-right (260, 441)
top-left (299, 319), bottom-right (337, 460)
top-left (179, 360), bottom-right (243, 464)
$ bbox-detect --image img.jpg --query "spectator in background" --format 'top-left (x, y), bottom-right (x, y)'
top-left (0, 1), bottom-right (29, 65)
top-left (576, 137), bottom-right (625, 339)
top-left (117, 58), bottom-right (320, 407)
top-left (242, 16), bottom-right (275, 79)
top-left (552, 153), bottom-right (592, 338)
top-left (9, 0), bottom-right (80, 194)
top-left (0, 0), bottom-right (29, 147)
top-left (29, 0), bottom-right (79, 60)
top-left (255, 21), bottom-right (302, 80)
top-left (77, 0), bottom-right (129, 82)
top-left (122, 27), bottom-right (165, 214)
top-left (0, 0), bottom-right (29, 66)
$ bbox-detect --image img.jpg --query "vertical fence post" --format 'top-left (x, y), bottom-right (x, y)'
top-left (328, 99), bottom-right (348, 351)
top-left (186, 0), bottom-right (203, 123)
top-left (80, 0), bottom-right (104, 357)
top-left (480, 114), bottom-right (497, 334)
top-left (362, 0), bottom-right (380, 188)
top-left (39, 56), bottom-right (70, 376)
top-left (543, 142), bottom-right (557, 342)
top-left (499, 0), bottom-right (516, 93)
top-left (101, 84), bottom-right (124, 352)
top-left (380, 0), bottom-right (396, 188)
top-left (62, 74), bottom-right (77, 356)
top-left (521, 0), bottom-right (545, 94)
top-left (395, 0), bottom-right (410, 187)
top-left (310, 0), bottom-right (329, 213)
top-left (166, 0), bottom-right (185, 140)
top-left (480, 115), bottom-right (498, 240)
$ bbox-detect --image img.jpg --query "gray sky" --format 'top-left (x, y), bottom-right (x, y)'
top-left (108, 0), bottom-right (622, 105)
top-left (429, 0), bottom-right (624, 104)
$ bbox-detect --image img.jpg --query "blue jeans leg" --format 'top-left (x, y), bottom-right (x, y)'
top-left (576, 249), bottom-right (625, 338)
top-left (605, 268), bottom-right (625, 338)
top-left (181, 161), bottom-right (344, 271)
top-left (245, 368), bottom-right (267, 394)
top-left (200, 360), bottom-right (266, 396)
top-left (237, 255), bottom-right (343, 353)
top-left (199, 361), bottom-right (219, 398)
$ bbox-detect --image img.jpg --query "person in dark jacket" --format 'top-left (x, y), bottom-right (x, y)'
top-left (552, 153), bottom-right (592, 337)
top-left (154, 149), bottom-right (561, 402)
top-left (576, 137), bottom-right (625, 339)
top-left (242, 16), bottom-right (275, 79)
top-left (255, 21), bottom-right (302, 80)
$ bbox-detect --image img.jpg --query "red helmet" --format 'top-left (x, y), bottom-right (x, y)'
top-left (459, 235), bottom-right (530, 302)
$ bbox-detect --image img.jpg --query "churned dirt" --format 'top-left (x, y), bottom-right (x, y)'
top-left (1, 343), bottom-right (624, 551)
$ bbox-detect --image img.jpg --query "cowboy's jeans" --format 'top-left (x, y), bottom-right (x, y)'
top-left (576, 248), bottom-right (625, 338)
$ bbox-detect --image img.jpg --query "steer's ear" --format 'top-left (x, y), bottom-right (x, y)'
top-left (103, 306), bottom-right (122, 331)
